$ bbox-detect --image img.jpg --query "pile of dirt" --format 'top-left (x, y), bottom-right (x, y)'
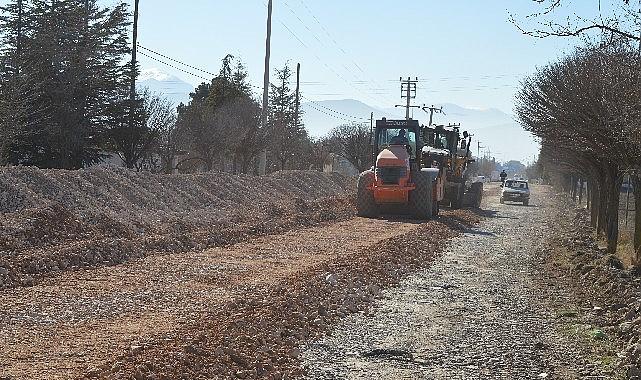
top-left (79, 210), bottom-right (480, 380)
top-left (548, 198), bottom-right (641, 378)
top-left (0, 167), bottom-right (354, 289)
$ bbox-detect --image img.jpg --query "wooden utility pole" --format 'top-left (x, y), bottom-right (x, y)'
top-left (294, 62), bottom-right (300, 129)
top-left (258, 0), bottom-right (273, 176)
top-left (16, 0), bottom-right (23, 72)
top-left (129, 0), bottom-right (139, 103)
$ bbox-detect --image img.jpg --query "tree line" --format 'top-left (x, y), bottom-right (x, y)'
top-left (515, 30), bottom-right (641, 261)
top-left (0, 0), bottom-right (372, 174)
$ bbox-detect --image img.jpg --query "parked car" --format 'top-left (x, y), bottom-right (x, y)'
top-left (500, 179), bottom-right (530, 206)
top-left (473, 175), bottom-right (489, 183)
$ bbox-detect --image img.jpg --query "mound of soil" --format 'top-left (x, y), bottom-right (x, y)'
top-left (0, 167), bottom-right (354, 289)
top-left (83, 210), bottom-right (480, 380)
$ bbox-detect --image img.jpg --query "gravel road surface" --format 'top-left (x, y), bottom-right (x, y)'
top-left (302, 184), bottom-right (618, 379)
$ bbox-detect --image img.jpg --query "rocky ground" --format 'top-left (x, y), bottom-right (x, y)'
top-left (0, 167), bottom-right (354, 288)
top-left (3, 169), bottom-right (639, 379)
top-left (0, 167), bottom-right (479, 380)
top-left (302, 184), bottom-right (626, 379)
top-left (549, 196), bottom-right (641, 379)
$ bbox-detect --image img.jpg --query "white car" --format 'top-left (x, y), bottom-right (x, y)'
top-left (500, 179), bottom-right (530, 206)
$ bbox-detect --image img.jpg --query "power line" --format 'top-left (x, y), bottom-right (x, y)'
top-left (138, 44), bottom-right (217, 77)
top-left (139, 43), bottom-right (266, 91)
top-left (137, 50), bottom-right (211, 82)
top-left (138, 42), bottom-right (381, 123)
top-left (303, 101), bottom-right (365, 123)
top-left (261, 0), bottom-right (394, 107)
top-left (300, 94), bottom-right (367, 120)
top-left (294, 0), bottom-right (397, 105)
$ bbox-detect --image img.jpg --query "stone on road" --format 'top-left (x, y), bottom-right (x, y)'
top-left (302, 184), bottom-right (612, 379)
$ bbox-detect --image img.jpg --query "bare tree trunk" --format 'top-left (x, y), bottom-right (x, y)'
top-left (590, 181), bottom-right (599, 228)
top-left (586, 180), bottom-right (591, 210)
top-left (597, 176), bottom-right (608, 238)
top-left (605, 166), bottom-right (622, 254)
top-left (632, 174), bottom-right (641, 263)
top-left (578, 178), bottom-right (584, 205)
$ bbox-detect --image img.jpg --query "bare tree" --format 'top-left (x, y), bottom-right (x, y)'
top-left (516, 41), bottom-right (641, 254)
top-left (328, 122), bottom-right (372, 173)
top-left (146, 94), bottom-right (178, 173)
top-left (512, 0), bottom-right (641, 42)
top-left (108, 89), bottom-right (178, 171)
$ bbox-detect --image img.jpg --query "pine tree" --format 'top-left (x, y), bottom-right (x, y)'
top-left (0, 0), bottom-right (131, 168)
top-left (176, 55), bottom-right (261, 173)
top-left (267, 64), bottom-right (306, 171)
top-left (0, 0), bottom-right (45, 165)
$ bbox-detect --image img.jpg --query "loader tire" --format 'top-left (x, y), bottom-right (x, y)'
top-left (409, 170), bottom-right (433, 220)
top-left (469, 182), bottom-right (483, 208)
top-left (357, 170), bottom-right (378, 217)
top-left (450, 183), bottom-right (464, 209)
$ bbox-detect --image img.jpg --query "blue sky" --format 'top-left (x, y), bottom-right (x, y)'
top-left (103, 0), bottom-right (607, 114)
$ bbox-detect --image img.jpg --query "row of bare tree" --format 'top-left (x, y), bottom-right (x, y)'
top-left (510, 0), bottom-right (641, 260)
top-left (516, 40), bottom-right (641, 256)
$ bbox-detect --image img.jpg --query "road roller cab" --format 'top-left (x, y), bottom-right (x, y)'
top-left (356, 118), bottom-right (442, 219)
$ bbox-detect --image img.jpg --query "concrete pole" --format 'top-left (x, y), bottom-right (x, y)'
top-left (405, 77), bottom-right (411, 120)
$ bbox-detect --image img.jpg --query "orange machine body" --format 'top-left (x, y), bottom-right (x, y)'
top-left (370, 145), bottom-right (415, 204)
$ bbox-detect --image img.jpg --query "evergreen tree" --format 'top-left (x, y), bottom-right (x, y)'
top-left (0, 0), bottom-right (45, 165)
top-left (267, 64), bottom-right (306, 171)
top-left (176, 55), bottom-right (261, 173)
top-left (0, 0), bottom-right (131, 168)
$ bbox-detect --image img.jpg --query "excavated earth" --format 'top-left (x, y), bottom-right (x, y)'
top-left (3, 169), bottom-right (635, 380)
top-left (0, 167), bottom-right (478, 380)
top-left (0, 167), bottom-right (354, 289)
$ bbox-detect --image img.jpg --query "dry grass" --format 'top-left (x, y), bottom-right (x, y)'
top-left (617, 230), bottom-right (637, 268)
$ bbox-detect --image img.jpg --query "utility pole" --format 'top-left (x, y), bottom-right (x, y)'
top-left (16, 0), bottom-right (23, 73)
top-left (370, 112), bottom-right (374, 163)
top-left (124, 0), bottom-right (140, 169)
top-left (477, 141), bottom-right (485, 158)
top-left (422, 105), bottom-right (444, 126)
top-left (258, 0), bottom-right (273, 176)
top-left (294, 62), bottom-right (300, 130)
top-left (395, 77), bottom-right (420, 120)
top-left (129, 0), bottom-right (139, 104)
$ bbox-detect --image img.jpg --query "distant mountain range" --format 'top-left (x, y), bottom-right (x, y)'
top-left (139, 68), bottom-right (538, 163)
top-left (302, 99), bottom-right (538, 163)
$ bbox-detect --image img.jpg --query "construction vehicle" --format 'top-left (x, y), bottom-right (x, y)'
top-left (356, 118), bottom-right (444, 219)
top-left (422, 124), bottom-right (483, 209)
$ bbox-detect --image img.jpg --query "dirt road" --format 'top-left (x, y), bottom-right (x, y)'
top-left (1, 216), bottom-right (430, 379)
top-left (5, 181), bottom-right (607, 380)
top-left (302, 184), bottom-right (623, 379)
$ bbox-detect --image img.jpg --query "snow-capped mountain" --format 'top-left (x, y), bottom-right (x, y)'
top-left (137, 68), bottom-right (194, 106)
